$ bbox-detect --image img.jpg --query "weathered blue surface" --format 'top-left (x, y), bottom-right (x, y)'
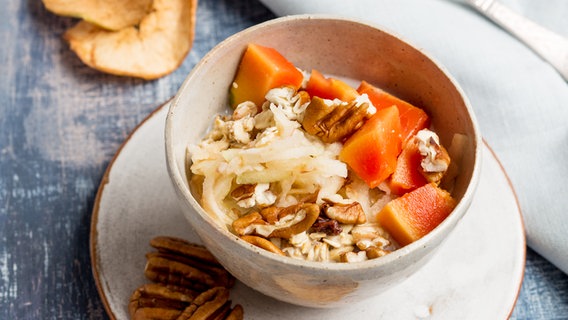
top-left (0, 0), bottom-right (566, 318)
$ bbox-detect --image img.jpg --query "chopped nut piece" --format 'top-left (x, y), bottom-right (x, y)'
top-left (240, 235), bottom-right (285, 256)
top-left (267, 203), bottom-right (320, 239)
top-left (302, 97), bottom-right (373, 143)
top-left (415, 129), bottom-right (451, 184)
top-left (265, 86), bottom-right (311, 121)
top-left (232, 101), bottom-right (258, 120)
top-left (323, 200), bottom-right (366, 224)
top-left (297, 190), bottom-right (320, 204)
top-left (232, 212), bottom-right (267, 236)
top-left (259, 204), bottom-right (301, 224)
top-left (231, 183), bottom-right (276, 208)
top-left (230, 184), bottom-right (256, 202)
top-left (421, 143), bottom-right (451, 184)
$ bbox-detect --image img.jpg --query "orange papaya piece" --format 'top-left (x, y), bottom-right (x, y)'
top-left (388, 139), bottom-right (428, 196)
top-left (305, 69), bottom-right (359, 102)
top-left (377, 183), bottom-right (456, 246)
top-left (229, 43), bottom-right (304, 108)
top-left (357, 81), bottom-right (429, 145)
top-left (339, 105), bottom-right (402, 188)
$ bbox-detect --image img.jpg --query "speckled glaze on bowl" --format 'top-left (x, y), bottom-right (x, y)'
top-left (165, 15), bottom-right (482, 308)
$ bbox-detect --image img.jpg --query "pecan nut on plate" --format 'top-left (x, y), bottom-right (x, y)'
top-left (129, 236), bottom-right (243, 320)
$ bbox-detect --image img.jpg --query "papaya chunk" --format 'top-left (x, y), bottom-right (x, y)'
top-left (357, 81), bottom-right (429, 145)
top-left (339, 105), bottom-right (402, 188)
top-left (229, 44), bottom-right (304, 108)
top-left (388, 139), bottom-right (428, 196)
top-left (305, 69), bottom-right (359, 102)
top-left (377, 183), bottom-right (456, 246)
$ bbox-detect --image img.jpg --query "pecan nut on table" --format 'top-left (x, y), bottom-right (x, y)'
top-left (129, 236), bottom-right (243, 320)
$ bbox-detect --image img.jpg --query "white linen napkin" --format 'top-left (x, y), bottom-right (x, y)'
top-left (259, 0), bottom-right (568, 274)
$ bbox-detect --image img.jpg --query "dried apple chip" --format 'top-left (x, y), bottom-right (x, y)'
top-left (42, 0), bottom-right (153, 31)
top-left (63, 0), bottom-right (197, 80)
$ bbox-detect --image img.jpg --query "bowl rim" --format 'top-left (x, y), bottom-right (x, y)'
top-left (165, 14), bottom-right (483, 272)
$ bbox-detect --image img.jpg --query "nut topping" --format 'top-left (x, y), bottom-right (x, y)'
top-left (420, 142), bottom-right (450, 184)
top-left (232, 211), bottom-right (267, 236)
top-left (267, 203), bottom-right (320, 239)
top-left (301, 97), bottom-right (373, 143)
top-left (323, 200), bottom-right (366, 225)
top-left (229, 184), bottom-right (257, 202)
top-left (259, 204), bottom-right (301, 224)
top-left (230, 183), bottom-right (276, 208)
top-left (415, 129), bottom-right (451, 184)
top-left (240, 235), bottom-right (285, 256)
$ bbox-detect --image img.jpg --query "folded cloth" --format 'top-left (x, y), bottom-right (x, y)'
top-left (259, 0), bottom-right (568, 274)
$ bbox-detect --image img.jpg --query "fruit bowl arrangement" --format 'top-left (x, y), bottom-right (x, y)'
top-left (165, 15), bottom-right (481, 308)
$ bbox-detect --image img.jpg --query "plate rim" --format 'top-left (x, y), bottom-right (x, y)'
top-left (89, 100), bottom-right (526, 320)
top-left (90, 100), bottom-right (172, 320)
top-left (484, 140), bottom-right (527, 319)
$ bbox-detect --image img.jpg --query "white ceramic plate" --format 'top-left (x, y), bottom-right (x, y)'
top-left (91, 102), bottom-right (525, 320)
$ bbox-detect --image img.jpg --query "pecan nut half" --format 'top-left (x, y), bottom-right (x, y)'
top-left (240, 235), bottom-right (285, 256)
top-left (323, 200), bottom-right (366, 225)
top-left (130, 237), bottom-right (244, 320)
top-left (301, 97), bottom-right (372, 143)
top-left (225, 304), bottom-right (244, 320)
top-left (150, 236), bottom-right (220, 266)
top-left (148, 237), bottom-right (235, 289)
top-left (145, 254), bottom-right (219, 292)
top-left (129, 283), bottom-right (197, 320)
top-left (129, 285), bottom-right (243, 320)
top-left (178, 287), bottom-right (232, 320)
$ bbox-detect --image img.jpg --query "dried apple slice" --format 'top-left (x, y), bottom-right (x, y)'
top-left (42, 0), bottom-right (153, 31)
top-left (63, 0), bottom-right (197, 80)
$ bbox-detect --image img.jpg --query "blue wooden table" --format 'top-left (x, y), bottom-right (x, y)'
top-left (1, 0), bottom-right (567, 318)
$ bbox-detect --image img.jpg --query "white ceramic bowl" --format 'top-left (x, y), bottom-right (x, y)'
top-left (165, 15), bottom-right (482, 308)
